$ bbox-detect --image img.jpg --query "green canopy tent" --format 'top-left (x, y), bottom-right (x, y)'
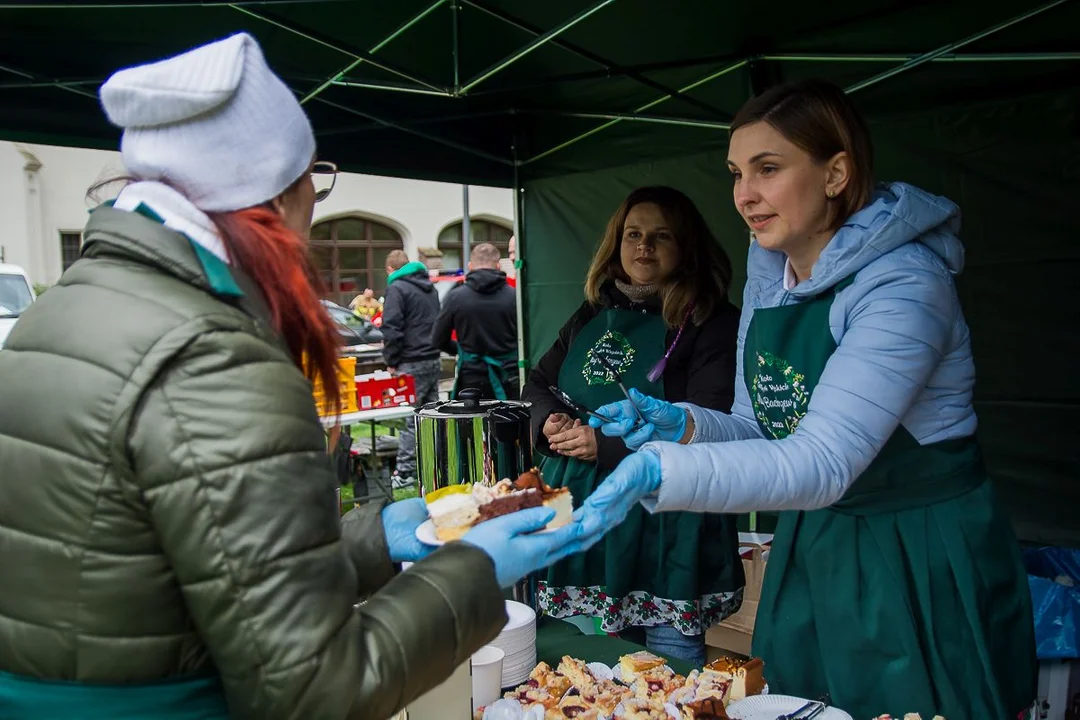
top-left (2, 0), bottom-right (1077, 546)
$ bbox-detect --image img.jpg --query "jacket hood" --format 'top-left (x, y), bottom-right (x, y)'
top-left (83, 206), bottom-right (218, 293)
top-left (81, 205), bottom-right (273, 324)
top-left (751, 182), bottom-right (966, 298)
top-left (465, 268), bottom-right (508, 294)
top-left (388, 261), bottom-right (433, 290)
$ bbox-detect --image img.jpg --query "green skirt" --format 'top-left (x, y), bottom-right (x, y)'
top-left (752, 480), bottom-right (1037, 720)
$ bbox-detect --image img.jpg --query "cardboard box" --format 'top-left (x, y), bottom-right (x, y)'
top-left (706, 536), bottom-right (771, 658)
top-left (356, 372), bottom-right (417, 410)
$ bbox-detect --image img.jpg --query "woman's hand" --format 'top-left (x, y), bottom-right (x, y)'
top-left (589, 388), bottom-right (693, 449)
top-left (381, 497), bottom-right (435, 564)
top-left (549, 420), bottom-right (598, 462)
top-left (543, 412), bottom-right (575, 440)
top-left (577, 450), bottom-right (663, 537)
top-left (462, 507), bottom-right (605, 588)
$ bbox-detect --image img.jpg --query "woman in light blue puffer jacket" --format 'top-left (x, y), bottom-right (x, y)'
top-left (576, 79), bottom-right (1037, 720)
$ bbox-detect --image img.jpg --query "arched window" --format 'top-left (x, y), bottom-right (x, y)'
top-left (310, 215), bottom-right (404, 305)
top-left (437, 218), bottom-right (513, 271)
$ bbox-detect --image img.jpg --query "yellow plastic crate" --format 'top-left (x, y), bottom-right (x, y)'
top-left (310, 355), bottom-right (358, 416)
top-left (315, 390), bottom-right (358, 417)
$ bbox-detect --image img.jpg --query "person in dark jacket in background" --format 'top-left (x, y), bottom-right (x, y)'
top-left (521, 186), bottom-right (745, 665)
top-left (432, 242), bottom-right (520, 400)
top-left (381, 249), bottom-right (442, 489)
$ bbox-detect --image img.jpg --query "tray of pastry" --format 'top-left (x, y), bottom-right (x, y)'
top-left (477, 650), bottom-right (768, 719)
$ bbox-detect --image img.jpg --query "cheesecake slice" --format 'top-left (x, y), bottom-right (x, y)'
top-left (514, 467), bottom-right (574, 530)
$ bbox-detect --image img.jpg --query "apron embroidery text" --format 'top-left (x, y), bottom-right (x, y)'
top-left (749, 350), bottom-right (808, 439)
top-left (583, 330), bottom-right (635, 386)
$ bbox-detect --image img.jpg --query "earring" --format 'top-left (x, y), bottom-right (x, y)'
top-left (826, 189), bottom-right (835, 198)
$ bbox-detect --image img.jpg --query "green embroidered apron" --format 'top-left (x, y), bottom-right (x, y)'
top-left (453, 349), bottom-right (518, 400)
top-left (745, 277), bottom-right (1037, 720)
top-left (537, 308), bottom-right (743, 635)
top-left (0, 671), bottom-right (229, 719)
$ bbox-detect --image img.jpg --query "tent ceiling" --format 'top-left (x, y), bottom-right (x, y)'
top-left (1, 0), bottom-right (1077, 185)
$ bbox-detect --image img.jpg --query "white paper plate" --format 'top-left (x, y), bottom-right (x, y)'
top-left (504, 601), bottom-right (537, 629)
top-left (726, 695), bottom-right (852, 720)
top-left (415, 520), bottom-right (446, 546)
top-left (415, 519), bottom-right (558, 546)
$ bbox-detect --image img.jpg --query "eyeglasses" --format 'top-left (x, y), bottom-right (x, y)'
top-left (311, 161), bottom-right (337, 203)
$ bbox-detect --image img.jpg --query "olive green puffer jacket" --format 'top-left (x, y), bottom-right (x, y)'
top-left (0, 206), bottom-right (507, 719)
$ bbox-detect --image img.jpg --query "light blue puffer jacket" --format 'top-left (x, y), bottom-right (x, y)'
top-left (645, 182), bottom-right (977, 513)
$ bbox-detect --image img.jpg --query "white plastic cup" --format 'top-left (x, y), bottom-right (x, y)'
top-left (470, 645), bottom-right (505, 713)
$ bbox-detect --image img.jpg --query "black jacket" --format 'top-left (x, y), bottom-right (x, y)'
top-left (380, 270), bottom-right (441, 366)
top-left (522, 281), bottom-right (741, 471)
top-left (432, 268), bottom-right (518, 386)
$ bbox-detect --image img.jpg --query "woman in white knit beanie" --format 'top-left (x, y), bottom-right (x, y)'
top-left (0, 33), bottom-right (600, 720)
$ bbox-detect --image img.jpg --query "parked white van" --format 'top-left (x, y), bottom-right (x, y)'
top-left (0, 264), bottom-right (35, 349)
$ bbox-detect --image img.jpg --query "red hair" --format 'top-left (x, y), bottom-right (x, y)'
top-left (210, 207), bottom-right (342, 414)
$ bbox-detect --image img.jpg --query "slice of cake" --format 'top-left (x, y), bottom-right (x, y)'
top-left (554, 656), bottom-right (628, 716)
top-left (665, 669), bottom-right (698, 707)
top-left (632, 666), bottom-right (683, 703)
top-left (525, 661), bottom-right (573, 698)
top-left (514, 468), bottom-right (574, 530)
top-left (691, 671), bottom-right (732, 705)
top-left (473, 479), bottom-right (544, 523)
top-left (577, 683), bottom-right (627, 717)
top-left (425, 489), bottom-right (479, 542)
top-left (544, 698), bottom-right (599, 720)
top-left (619, 650), bottom-right (667, 684)
top-left (703, 656), bottom-right (765, 701)
top-left (556, 656), bottom-right (597, 692)
top-left (503, 682), bottom-right (560, 712)
top-left (621, 697), bottom-right (671, 719)
top-left (668, 670), bottom-right (731, 709)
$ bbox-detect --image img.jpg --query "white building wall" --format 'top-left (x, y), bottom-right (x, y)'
top-left (0, 144), bottom-right (40, 280)
top-left (0, 141), bottom-right (513, 286)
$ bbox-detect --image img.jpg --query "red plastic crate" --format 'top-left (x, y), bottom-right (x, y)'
top-left (356, 372), bottom-right (416, 410)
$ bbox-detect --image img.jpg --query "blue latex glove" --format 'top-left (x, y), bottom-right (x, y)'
top-left (589, 388), bottom-right (689, 450)
top-left (577, 450), bottom-right (663, 539)
top-left (462, 507), bottom-right (603, 588)
top-left (381, 498), bottom-right (436, 564)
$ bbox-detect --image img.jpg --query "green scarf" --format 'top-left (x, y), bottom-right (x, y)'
top-left (387, 261), bottom-right (429, 285)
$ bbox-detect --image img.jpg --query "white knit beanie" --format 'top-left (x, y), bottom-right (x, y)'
top-left (99, 33), bottom-right (315, 212)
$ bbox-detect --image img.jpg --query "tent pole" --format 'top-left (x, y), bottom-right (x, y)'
top-left (314, 97), bottom-right (514, 166)
top-left (3, 1), bottom-right (343, 6)
top-left (524, 58), bottom-right (748, 164)
top-left (545, 111), bottom-right (730, 130)
top-left (457, 0), bottom-right (618, 94)
top-left (316, 109), bottom-right (513, 135)
top-left (458, 0), bottom-right (730, 120)
top-left (232, 5), bottom-right (448, 94)
top-left (452, 0), bottom-right (461, 92)
top-left (846, 0), bottom-right (1071, 94)
top-left (462, 187), bottom-right (471, 269)
top-left (764, 52), bottom-right (1080, 63)
top-left (512, 143), bottom-right (527, 390)
top-left (0, 63), bottom-right (97, 99)
top-left (300, 0), bottom-right (447, 104)
top-left (327, 80), bottom-right (450, 96)
top-left (466, 50), bottom-right (1080, 99)
top-left (0, 78), bottom-right (102, 91)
